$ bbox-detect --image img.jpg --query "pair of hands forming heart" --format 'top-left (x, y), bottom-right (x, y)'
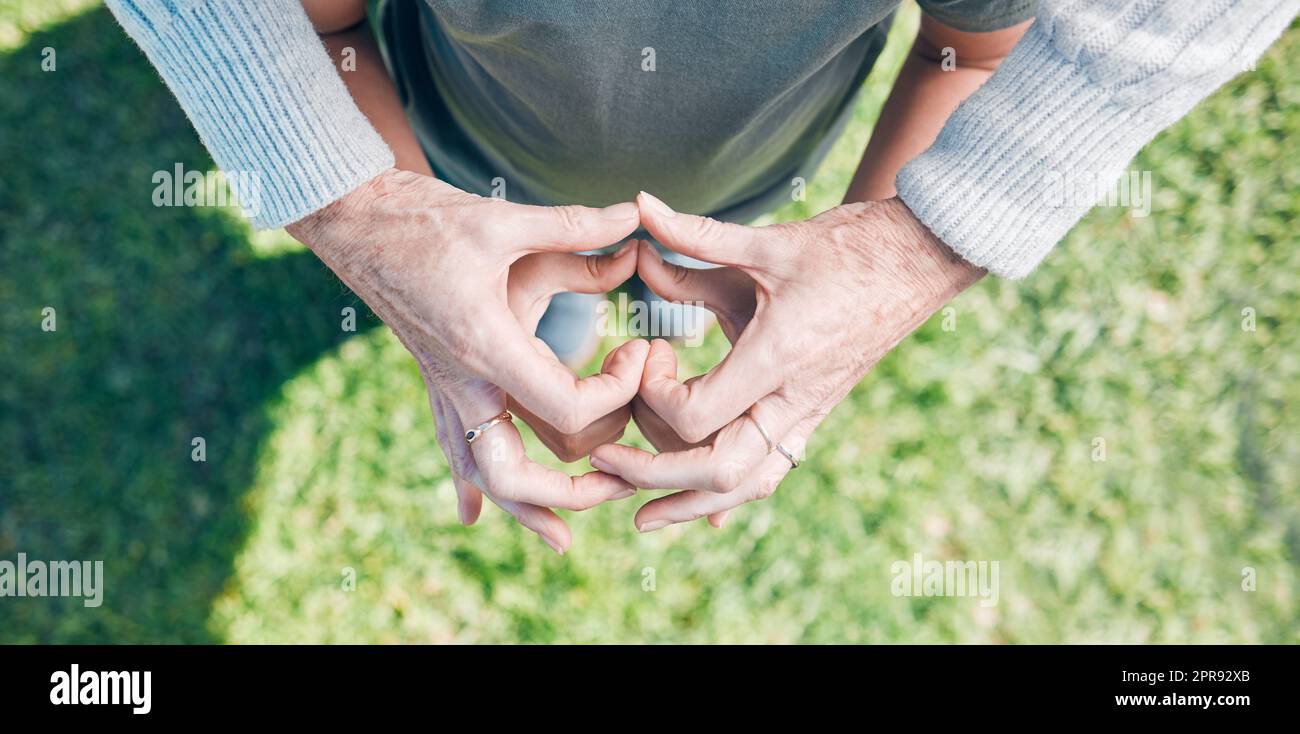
top-left (289, 168), bottom-right (983, 554)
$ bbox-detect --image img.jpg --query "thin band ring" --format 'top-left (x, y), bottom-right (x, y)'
top-left (747, 409), bottom-right (777, 454)
top-left (465, 410), bottom-right (512, 444)
top-left (747, 409), bottom-right (801, 469)
top-left (773, 442), bottom-right (801, 469)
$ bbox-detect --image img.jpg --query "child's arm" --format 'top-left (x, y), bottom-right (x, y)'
top-left (304, 1), bottom-right (431, 175)
top-left (846, 14), bottom-right (1031, 203)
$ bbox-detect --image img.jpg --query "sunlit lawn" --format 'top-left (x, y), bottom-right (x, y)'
top-left (1, 2), bottom-right (1296, 642)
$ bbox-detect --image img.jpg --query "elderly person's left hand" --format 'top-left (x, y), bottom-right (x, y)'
top-left (591, 192), bottom-right (984, 532)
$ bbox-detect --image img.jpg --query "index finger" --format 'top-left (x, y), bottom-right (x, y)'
top-left (592, 394), bottom-right (803, 493)
top-left (465, 410), bottom-right (635, 510)
top-left (495, 200), bottom-right (640, 255)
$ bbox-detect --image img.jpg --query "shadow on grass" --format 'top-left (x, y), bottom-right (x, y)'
top-left (0, 6), bottom-right (372, 641)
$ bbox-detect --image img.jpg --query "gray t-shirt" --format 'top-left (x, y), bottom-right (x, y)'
top-left (376, 0), bottom-right (1035, 220)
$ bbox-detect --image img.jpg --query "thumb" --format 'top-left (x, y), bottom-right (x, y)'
top-left (637, 191), bottom-right (768, 271)
top-left (503, 200), bottom-right (641, 254)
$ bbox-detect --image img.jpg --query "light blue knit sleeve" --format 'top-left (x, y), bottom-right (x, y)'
top-left (897, 0), bottom-right (1298, 279)
top-left (105, 0), bottom-right (395, 229)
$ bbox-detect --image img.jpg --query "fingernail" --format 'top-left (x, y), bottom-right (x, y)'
top-left (601, 202), bottom-right (638, 220)
top-left (638, 519), bottom-right (671, 533)
top-left (589, 455), bottom-right (613, 472)
top-left (638, 191), bottom-right (676, 218)
top-left (543, 536), bottom-right (566, 555)
top-left (712, 515), bottom-right (727, 529)
top-left (615, 241), bottom-right (636, 257)
top-left (610, 488), bottom-right (636, 500)
top-left (642, 240), bottom-right (664, 262)
top-left (457, 499), bottom-right (470, 525)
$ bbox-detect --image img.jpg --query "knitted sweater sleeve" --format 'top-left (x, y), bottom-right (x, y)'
top-left (895, 0), bottom-right (1298, 279)
top-left (104, 0), bottom-right (394, 229)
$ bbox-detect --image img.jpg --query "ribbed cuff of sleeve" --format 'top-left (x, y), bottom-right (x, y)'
top-left (106, 0), bottom-right (395, 229)
top-left (895, 24), bottom-right (1155, 280)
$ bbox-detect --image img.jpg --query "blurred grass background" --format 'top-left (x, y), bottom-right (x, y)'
top-left (1, 1), bottom-right (1296, 643)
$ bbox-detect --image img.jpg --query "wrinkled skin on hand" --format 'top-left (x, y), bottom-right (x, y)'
top-left (288, 168), bottom-right (649, 554)
top-left (592, 192), bottom-right (983, 533)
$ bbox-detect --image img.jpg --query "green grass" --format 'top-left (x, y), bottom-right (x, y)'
top-left (1, 2), bottom-right (1296, 643)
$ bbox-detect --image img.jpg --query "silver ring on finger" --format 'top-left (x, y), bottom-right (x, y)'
top-left (747, 409), bottom-right (801, 469)
top-left (746, 409), bottom-right (777, 454)
top-left (774, 442), bottom-right (801, 469)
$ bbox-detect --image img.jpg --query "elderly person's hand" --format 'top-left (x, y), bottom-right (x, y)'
top-left (622, 239), bottom-right (754, 527)
top-left (591, 192), bottom-right (983, 532)
top-left (287, 168), bottom-right (649, 553)
top-left (504, 243), bottom-right (645, 465)
top-left (430, 243), bottom-right (647, 552)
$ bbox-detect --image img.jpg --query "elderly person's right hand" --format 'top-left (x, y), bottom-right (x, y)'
top-left (286, 168), bottom-right (649, 554)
